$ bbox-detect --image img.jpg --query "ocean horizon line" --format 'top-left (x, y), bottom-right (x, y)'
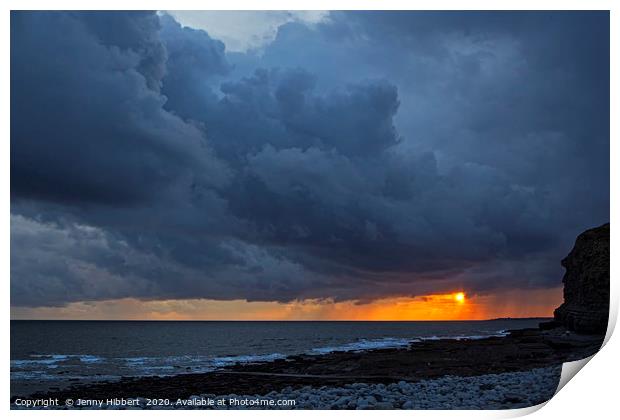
top-left (10, 317), bottom-right (553, 322)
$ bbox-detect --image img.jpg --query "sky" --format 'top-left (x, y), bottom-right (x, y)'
top-left (10, 11), bottom-right (609, 320)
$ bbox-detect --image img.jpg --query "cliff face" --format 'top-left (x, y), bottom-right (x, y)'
top-left (554, 223), bottom-right (610, 334)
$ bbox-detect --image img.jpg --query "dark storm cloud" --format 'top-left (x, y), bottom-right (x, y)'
top-left (159, 13), bottom-right (231, 117)
top-left (11, 11), bottom-right (229, 207)
top-left (10, 11), bottom-right (609, 307)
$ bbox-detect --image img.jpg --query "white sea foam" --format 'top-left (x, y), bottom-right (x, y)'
top-left (419, 330), bottom-right (509, 341)
top-left (79, 355), bottom-right (103, 363)
top-left (10, 371), bottom-right (60, 380)
top-left (119, 353), bottom-right (286, 376)
top-left (310, 337), bottom-right (414, 354)
top-left (29, 354), bottom-right (103, 362)
top-left (309, 330), bottom-right (509, 355)
top-left (11, 356), bottom-right (67, 367)
top-left (211, 353), bottom-right (285, 367)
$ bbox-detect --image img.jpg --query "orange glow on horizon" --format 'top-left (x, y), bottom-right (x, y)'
top-left (10, 287), bottom-right (563, 321)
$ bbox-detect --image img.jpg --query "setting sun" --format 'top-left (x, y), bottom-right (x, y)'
top-left (454, 292), bottom-right (466, 303)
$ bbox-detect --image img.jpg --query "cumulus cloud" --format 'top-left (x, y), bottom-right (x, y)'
top-left (11, 11), bottom-right (229, 207)
top-left (168, 10), bottom-right (329, 52)
top-left (10, 11), bottom-right (609, 308)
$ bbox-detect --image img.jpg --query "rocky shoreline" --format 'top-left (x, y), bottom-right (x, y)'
top-left (15, 366), bottom-right (560, 410)
top-left (12, 326), bottom-right (603, 409)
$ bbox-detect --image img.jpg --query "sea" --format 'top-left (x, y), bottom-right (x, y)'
top-left (11, 319), bottom-right (548, 396)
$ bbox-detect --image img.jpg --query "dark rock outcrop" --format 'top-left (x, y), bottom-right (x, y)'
top-left (554, 223), bottom-right (610, 334)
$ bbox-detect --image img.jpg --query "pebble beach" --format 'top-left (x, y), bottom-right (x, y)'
top-left (146, 365), bottom-right (561, 410)
top-left (14, 365), bottom-right (561, 410)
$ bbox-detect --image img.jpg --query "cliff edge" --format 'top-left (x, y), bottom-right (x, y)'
top-left (553, 223), bottom-right (610, 334)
